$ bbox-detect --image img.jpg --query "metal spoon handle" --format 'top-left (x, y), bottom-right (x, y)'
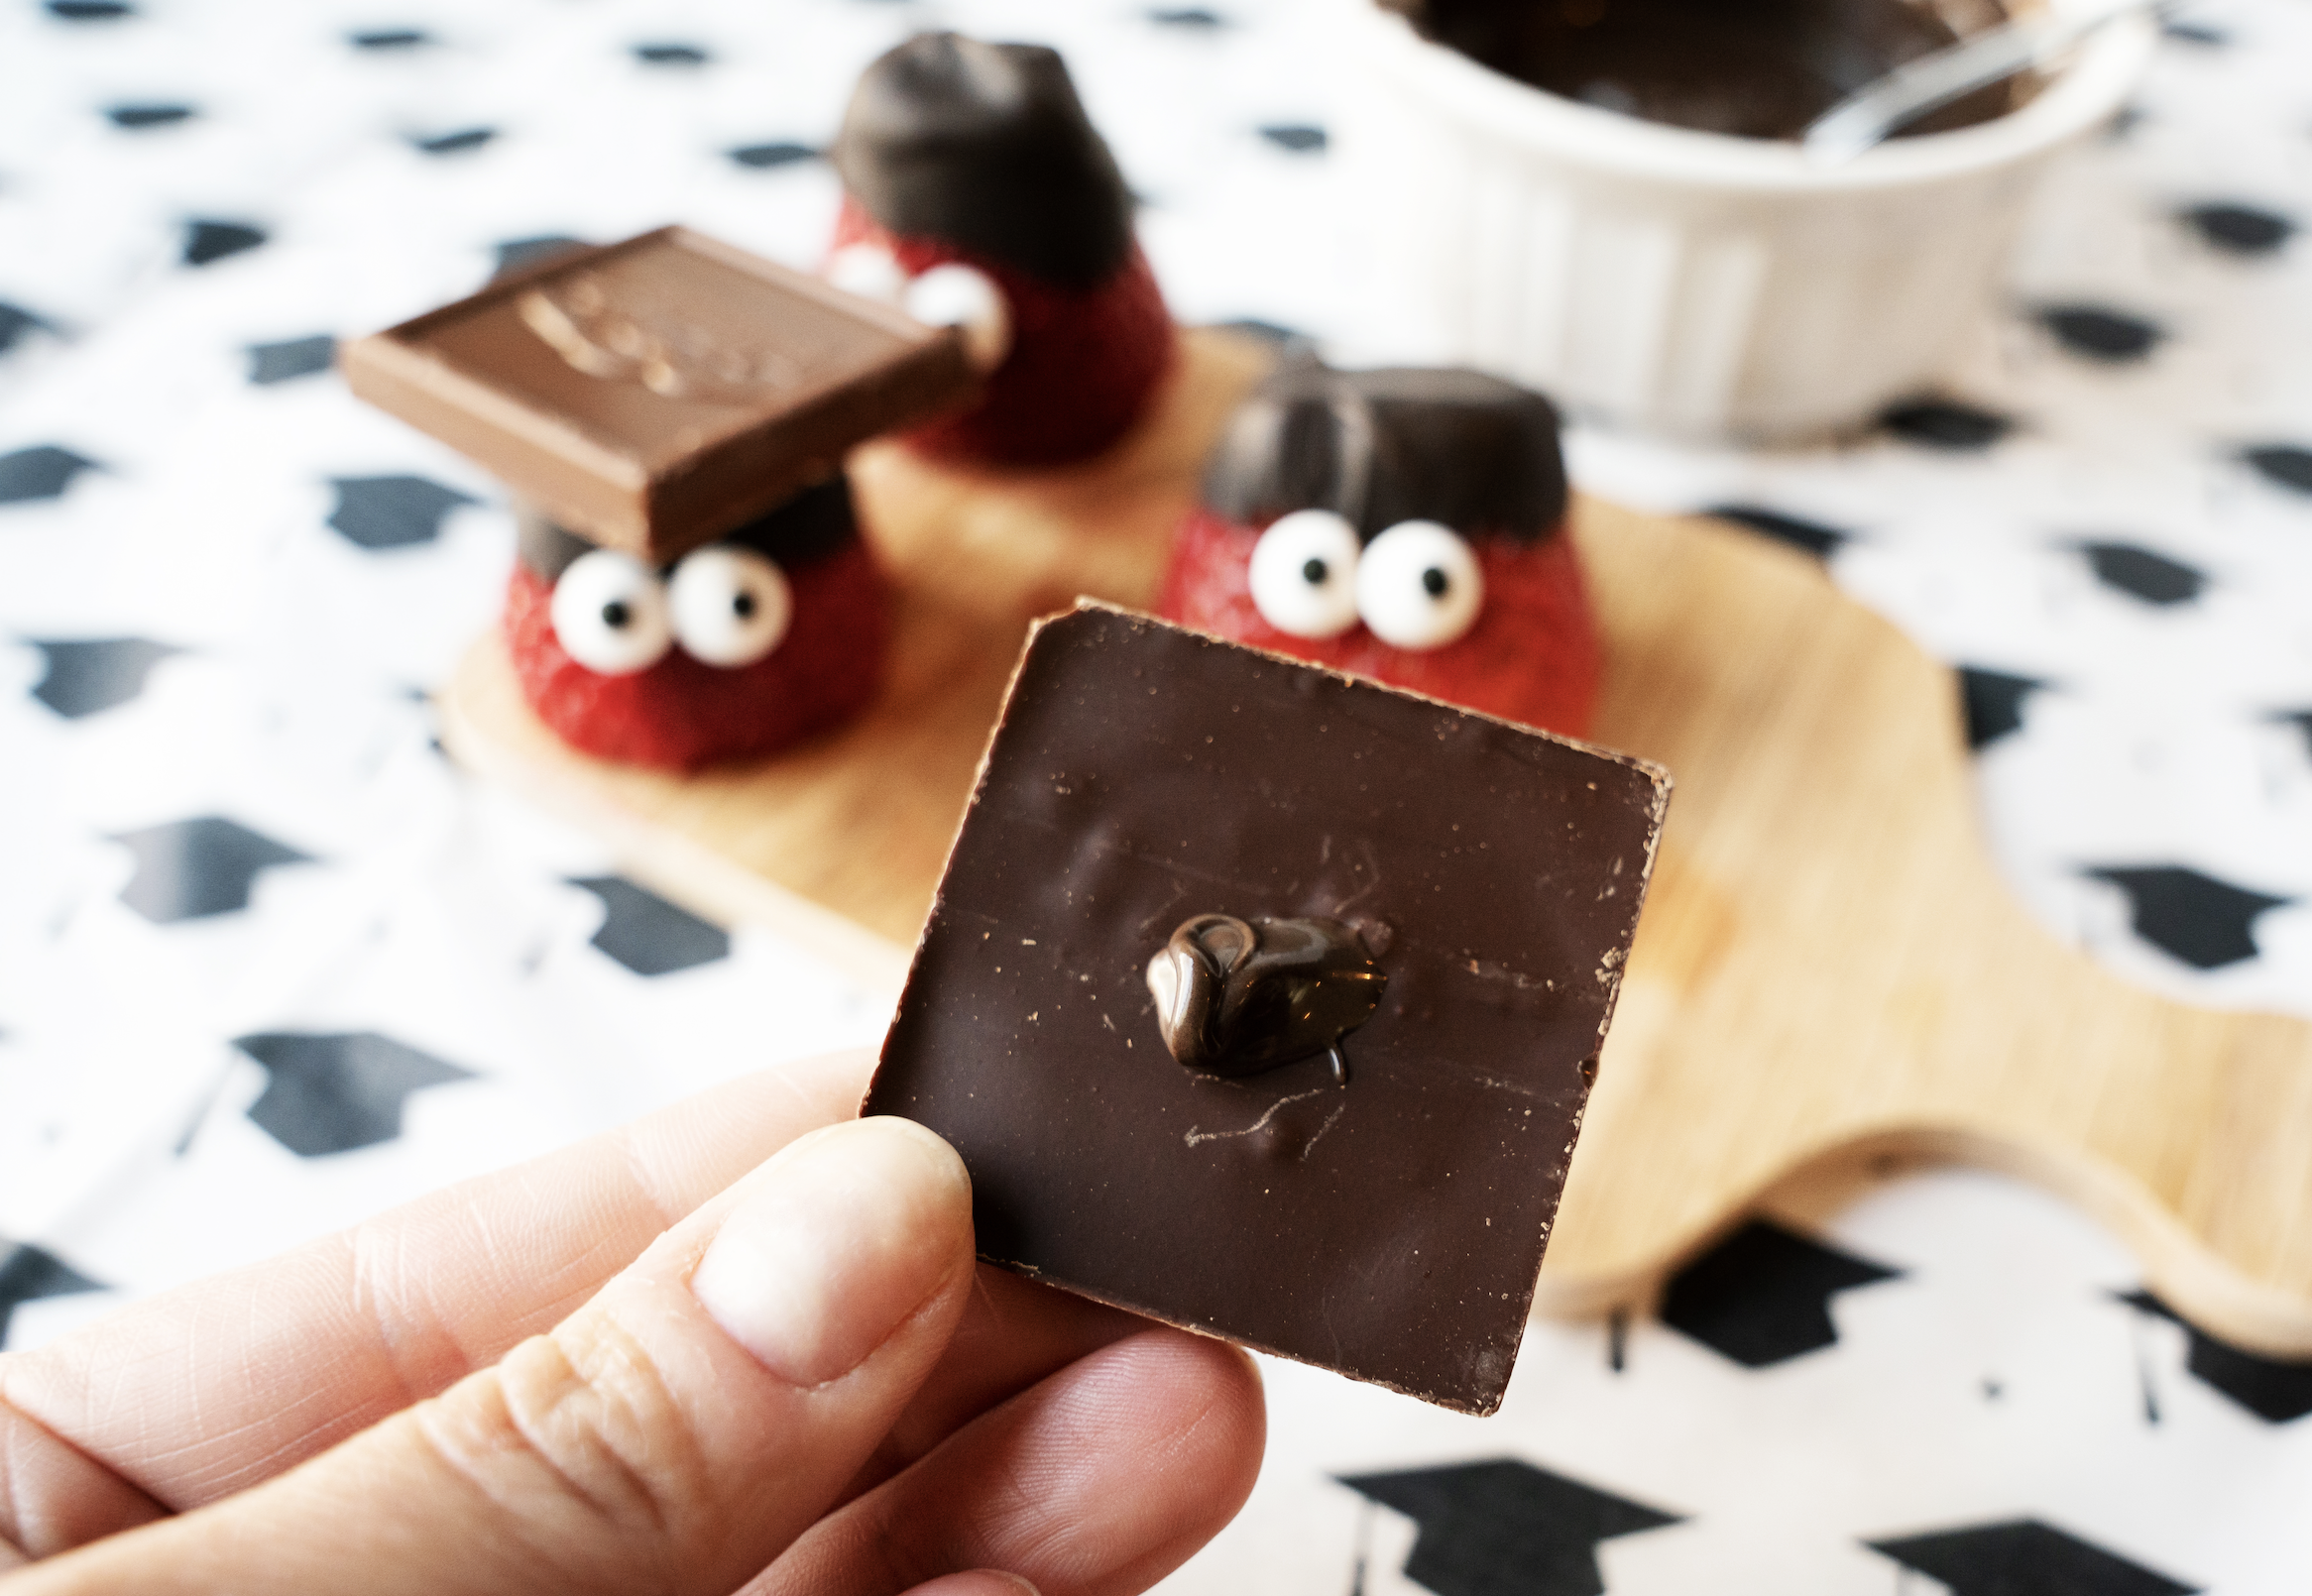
top-left (1802, 0), bottom-right (2161, 164)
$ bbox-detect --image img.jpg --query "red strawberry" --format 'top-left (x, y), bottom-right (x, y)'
top-left (829, 200), bottom-right (1173, 469)
top-left (504, 538), bottom-right (888, 772)
top-left (828, 34), bottom-right (1175, 468)
top-left (1156, 507), bottom-right (1601, 739)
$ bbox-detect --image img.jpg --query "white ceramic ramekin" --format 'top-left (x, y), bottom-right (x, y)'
top-left (1331, 0), bottom-right (2155, 441)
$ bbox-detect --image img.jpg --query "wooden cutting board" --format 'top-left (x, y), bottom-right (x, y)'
top-left (440, 327), bottom-right (2312, 1358)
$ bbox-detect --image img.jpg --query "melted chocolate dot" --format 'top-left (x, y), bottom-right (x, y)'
top-left (602, 600), bottom-right (632, 629)
top-left (734, 591), bottom-right (756, 619)
top-left (1303, 556), bottom-right (1329, 584)
top-left (1422, 567), bottom-right (1449, 598)
top-left (1146, 914), bottom-right (1386, 1081)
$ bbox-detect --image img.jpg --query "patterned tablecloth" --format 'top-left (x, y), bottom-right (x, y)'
top-left (3, 0), bottom-right (2310, 1589)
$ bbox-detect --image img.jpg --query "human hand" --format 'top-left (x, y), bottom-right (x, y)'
top-left (0, 1050), bottom-right (1265, 1594)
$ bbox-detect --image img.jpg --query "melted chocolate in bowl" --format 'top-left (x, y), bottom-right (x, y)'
top-left (1384, 0), bottom-right (2031, 142)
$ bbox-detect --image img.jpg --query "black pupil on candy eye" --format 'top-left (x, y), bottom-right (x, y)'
top-left (1422, 568), bottom-right (1448, 599)
top-left (603, 600), bottom-right (632, 629)
top-left (734, 591), bottom-right (755, 620)
top-left (1303, 557), bottom-right (1328, 585)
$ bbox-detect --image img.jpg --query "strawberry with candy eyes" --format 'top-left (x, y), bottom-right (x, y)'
top-left (825, 32), bottom-right (1174, 469)
top-left (505, 475), bottom-right (888, 771)
top-left (1154, 365), bottom-right (1600, 738)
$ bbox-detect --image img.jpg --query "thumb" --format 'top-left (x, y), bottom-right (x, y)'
top-left (16, 1116), bottom-right (978, 1596)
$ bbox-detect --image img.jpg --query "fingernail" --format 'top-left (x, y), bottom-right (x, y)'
top-left (690, 1116), bottom-right (972, 1387)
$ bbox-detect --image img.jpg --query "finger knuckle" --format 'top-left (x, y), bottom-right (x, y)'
top-left (416, 1314), bottom-right (716, 1577)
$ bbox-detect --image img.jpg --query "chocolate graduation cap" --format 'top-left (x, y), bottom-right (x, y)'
top-left (831, 33), bottom-right (1136, 290)
top-left (1200, 364), bottom-right (1570, 544)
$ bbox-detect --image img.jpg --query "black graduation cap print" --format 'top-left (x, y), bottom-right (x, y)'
top-left (0, 1240), bottom-right (106, 1346)
top-left (2160, 17), bottom-right (2226, 44)
top-left (105, 103), bottom-right (194, 129)
top-left (728, 142), bottom-right (820, 170)
top-left (2178, 201), bottom-right (2296, 257)
top-left (0, 302), bottom-right (58, 356)
top-left (1150, 7), bottom-right (1227, 26)
top-left (350, 27), bottom-right (429, 49)
top-left (2239, 443), bottom-right (2312, 494)
top-left (1869, 1519), bottom-right (2196, 1595)
top-left (1214, 317), bottom-right (1305, 347)
top-left (2035, 303), bottom-right (2164, 363)
top-left (0, 445), bottom-right (99, 505)
top-left (2079, 541), bottom-right (2207, 606)
top-left (1659, 1217), bottom-right (1902, 1367)
top-left (409, 127), bottom-right (496, 156)
top-left (634, 42), bottom-right (710, 64)
top-left (27, 635), bottom-right (181, 718)
top-left (247, 334), bottom-right (335, 385)
top-left (491, 236), bottom-right (590, 282)
top-left (182, 219), bottom-right (267, 268)
top-left (1956, 666), bottom-right (2045, 750)
top-left (2083, 865), bottom-right (2291, 970)
top-left (1879, 397), bottom-right (2016, 450)
top-left (1704, 503), bottom-right (1851, 558)
top-left (569, 876), bottom-right (731, 975)
top-left (112, 815), bottom-right (313, 922)
top-left (2122, 1291), bottom-right (2312, 1423)
top-left (325, 474), bottom-right (478, 549)
top-left (2278, 710), bottom-right (2312, 762)
top-left (1259, 124), bottom-right (1329, 153)
top-left (1337, 1458), bottom-right (1680, 1596)
top-left (48, 0), bottom-right (134, 19)
top-left (233, 1031), bottom-right (477, 1157)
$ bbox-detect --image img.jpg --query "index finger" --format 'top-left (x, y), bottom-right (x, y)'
top-left (1, 1049), bottom-right (872, 1516)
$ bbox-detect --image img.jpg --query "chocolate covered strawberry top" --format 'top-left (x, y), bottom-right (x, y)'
top-left (832, 33), bottom-right (1136, 289)
top-left (1201, 364), bottom-right (1570, 546)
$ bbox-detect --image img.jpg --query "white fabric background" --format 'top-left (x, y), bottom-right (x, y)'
top-left (2, 0), bottom-right (2309, 1589)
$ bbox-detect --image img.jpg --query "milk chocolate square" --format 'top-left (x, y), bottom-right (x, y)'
top-left (341, 226), bottom-right (976, 563)
top-left (867, 605), bottom-right (1669, 1413)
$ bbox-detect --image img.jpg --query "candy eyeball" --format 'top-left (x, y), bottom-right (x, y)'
top-left (550, 549), bottom-right (674, 675)
top-left (1356, 520), bottom-right (1484, 650)
top-left (904, 263), bottom-right (1012, 372)
top-left (667, 544), bottom-right (792, 668)
top-left (1247, 509), bottom-right (1362, 639)
top-left (825, 243), bottom-right (907, 305)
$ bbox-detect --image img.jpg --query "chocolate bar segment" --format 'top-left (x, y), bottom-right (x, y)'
top-left (342, 226), bottom-right (977, 563)
top-left (867, 605), bottom-right (1669, 1413)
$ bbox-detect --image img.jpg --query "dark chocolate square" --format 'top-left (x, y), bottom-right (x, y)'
top-left (342, 226), bottom-right (976, 564)
top-left (867, 605), bottom-right (1669, 1413)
